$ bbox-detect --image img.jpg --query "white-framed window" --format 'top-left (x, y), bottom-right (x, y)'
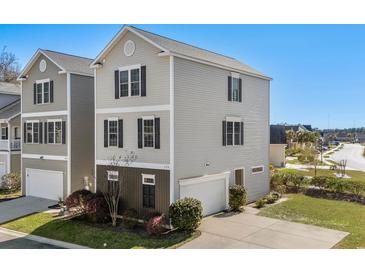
top-left (108, 118), bottom-right (119, 147)
top-left (119, 64), bottom-right (141, 97)
top-left (14, 127), bottom-right (20, 139)
top-left (36, 79), bottom-right (51, 104)
top-left (47, 119), bottom-right (62, 144)
top-left (25, 120), bottom-right (39, 144)
top-left (107, 170), bottom-right (119, 182)
top-left (0, 126), bottom-right (7, 140)
top-left (143, 116), bottom-right (154, 148)
top-left (225, 117), bottom-right (243, 146)
top-left (252, 166), bottom-right (264, 174)
top-left (142, 174), bottom-right (155, 208)
top-left (230, 73), bottom-right (240, 102)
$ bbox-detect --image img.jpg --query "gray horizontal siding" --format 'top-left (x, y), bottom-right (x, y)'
top-left (22, 53), bottom-right (67, 113)
top-left (173, 56), bottom-right (270, 201)
top-left (95, 31), bottom-right (170, 109)
top-left (96, 111), bottom-right (169, 164)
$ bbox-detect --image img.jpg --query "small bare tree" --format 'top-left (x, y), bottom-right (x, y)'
top-left (102, 151), bottom-right (137, 227)
top-left (0, 47), bottom-right (20, 82)
top-left (338, 160), bottom-right (347, 178)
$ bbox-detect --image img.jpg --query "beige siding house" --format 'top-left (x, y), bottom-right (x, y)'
top-left (0, 82), bottom-right (21, 184)
top-left (92, 26), bottom-right (271, 217)
top-left (18, 50), bottom-right (94, 200)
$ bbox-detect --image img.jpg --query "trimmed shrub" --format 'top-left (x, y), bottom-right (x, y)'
top-left (122, 208), bottom-right (139, 229)
top-left (169, 197), bottom-right (203, 231)
top-left (85, 196), bottom-right (109, 223)
top-left (146, 215), bottom-right (166, 236)
top-left (270, 173), bottom-right (308, 193)
top-left (1, 172), bottom-right (20, 191)
top-left (65, 189), bottom-right (94, 209)
top-left (265, 191), bottom-right (281, 204)
top-left (255, 198), bottom-right (266, 208)
top-left (229, 185), bottom-right (247, 211)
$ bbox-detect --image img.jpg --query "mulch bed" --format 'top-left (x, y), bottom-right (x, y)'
top-left (304, 188), bottom-right (365, 205)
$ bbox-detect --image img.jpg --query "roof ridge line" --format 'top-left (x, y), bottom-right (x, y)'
top-left (41, 49), bottom-right (93, 61)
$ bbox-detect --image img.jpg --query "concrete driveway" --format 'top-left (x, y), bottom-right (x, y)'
top-left (331, 143), bottom-right (365, 171)
top-left (0, 196), bottom-right (57, 224)
top-left (0, 230), bottom-right (62, 249)
top-left (180, 211), bottom-right (348, 249)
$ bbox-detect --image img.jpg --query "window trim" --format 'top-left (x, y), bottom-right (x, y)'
top-left (142, 174), bottom-right (156, 185)
top-left (251, 165), bottom-right (265, 174)
top-left (0, 126), bottom-right (7, 140)
top-left (225, 117), bottom-right (242, 147)
top-left (234, 167), bottom-right (245, 186)
top-left (47, 119), bottom-right (62, 145)
top-left (118, 64), bottom-right (141, 97)
top-left (230, 73), bottom-right (240, 103)
top-left (107, 170), bottom-right (119, 181)
top-left (25, 120), bottom-right (39, 144)
top-left (35, 78), bottom-right (51, 105)
top-left (142, 115), bottom-right (155, 148)
top-left (107, 117), bottom-right (119, 147)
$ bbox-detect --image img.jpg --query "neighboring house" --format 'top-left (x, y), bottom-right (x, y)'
top-left (270, 125), bottom-right (286, 167)
top-left (284, 124), bottom-right (312, 132)
top-left (17, 49), bottom-right (94, 200)
top-left (0, 82), bottom-right (21, 182)
top-left (91, 26), bottom-right (271, 217)
top-left (355, 133), bottom-right (365, 144)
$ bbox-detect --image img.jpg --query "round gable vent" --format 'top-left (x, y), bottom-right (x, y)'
top-left (124, 40), bottom-right (136, 57)
top-left (39, 59), bottom-right (47, 72)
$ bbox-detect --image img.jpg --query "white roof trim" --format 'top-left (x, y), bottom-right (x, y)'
top-left (17, 49), bottom-right (66, 81)
top-left (90, 25), bottom-right (169, 67)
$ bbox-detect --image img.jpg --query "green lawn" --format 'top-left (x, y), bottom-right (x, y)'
top-left (278, 168), bottom-right (365, 183)
top-left (259, 194), bottom-right (365, 249)
top-left (1, 213), bottom-right (200, 249)
top-left (0, 189), bottom-right (21, 202)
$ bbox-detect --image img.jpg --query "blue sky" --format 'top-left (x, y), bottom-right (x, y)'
top-left (1, 24), bottom-right (364, 129)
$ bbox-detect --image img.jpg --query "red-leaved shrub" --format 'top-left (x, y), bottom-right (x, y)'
top-left (65, 189), bottom-right (93, 209)
top-left (85, 196), bottom-right (109, 223)
top-left (146, 215), bottom-right (166, 236)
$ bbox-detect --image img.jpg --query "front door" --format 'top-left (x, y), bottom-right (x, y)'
top-left (235, 168), bottom-right (244, 186)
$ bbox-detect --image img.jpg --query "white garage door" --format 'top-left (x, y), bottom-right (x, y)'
top-left (26, 168), bottom-right (63, 200)
top-left (0, 162), bottom-right (6, 188)
top-left (179, 172), bottom-right (229, 216)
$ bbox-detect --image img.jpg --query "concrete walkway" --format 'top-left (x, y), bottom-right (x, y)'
top-left (180, 211), bottom-right (348, 249)
top-left (0, 196), bottom-right (57, 224)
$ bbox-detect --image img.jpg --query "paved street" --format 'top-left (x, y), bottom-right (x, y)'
top-left (330, 143), bottom-right (365, 171)
top-left (0, 230), bottom-right (62, 249)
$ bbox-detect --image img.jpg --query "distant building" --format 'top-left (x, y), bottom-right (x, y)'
top-left (270, 125), bottom-right (286, 167)
top-left (284, 124), bottom-right (312, 132)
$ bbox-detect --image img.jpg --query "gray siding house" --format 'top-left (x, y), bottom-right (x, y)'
top-left (92, 26), bottom-right (271, 217)
top-left (18, 49), bottom-right (94, 200)
top-left (0, 82), bottom-right (21, 182)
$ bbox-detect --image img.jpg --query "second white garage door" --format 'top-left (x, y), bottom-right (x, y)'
top-left (179, 172), bottom-right (229, 216)
top-left (26, 168), bottom-right (63, 200)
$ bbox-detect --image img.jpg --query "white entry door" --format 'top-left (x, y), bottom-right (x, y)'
top-left (26, 168), bottom-right (63, 200)
top-left (179, 172), bottom-right (229, 216)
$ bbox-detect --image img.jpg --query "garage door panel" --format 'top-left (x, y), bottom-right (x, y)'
top-left (26, 168), bottom-right (63, 201)
top-left (180, 174), bottom-right (228, 216)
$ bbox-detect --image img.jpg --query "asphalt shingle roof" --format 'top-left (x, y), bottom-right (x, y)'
top-left (129, 26), bottom-right (270, 79)
top-left (42, 50), bottom-right (93, 76)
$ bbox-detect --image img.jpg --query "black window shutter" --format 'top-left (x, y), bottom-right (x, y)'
top-left (62, 121), bottom-right (66, 144)
top-left (23, 123), bottom-right (27, 144)
top-left (154, 117), bottom-right (160, 149)
top-left (228, 76), bottom-right (232, 101)
top-left (118, 119), bottom-right (123, 148)
top-left (222, 121), bottom-right (227, 146)
top-left (33, 83), bottom-right (36, 104)
top-left (240, 122), bottom-right (244, 145)
top-left (5, 127), bottom-right (8, 140)
top-left (39, 122), bottom-right (43, 144)
top-left (114, 70), bottom-right (120, 99)
top-left (50, 80), bottom-right (54, 103)
top-left (141, 65), bottom-right (146, 97)
top-left (239, 78), bottom-right (242, 102)
top-left (138, 118), bottom-right (143, 148)
top-left (44, 122), bottom-right (48, 144)
top-left (104, 120), bottom-right (108, 148)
